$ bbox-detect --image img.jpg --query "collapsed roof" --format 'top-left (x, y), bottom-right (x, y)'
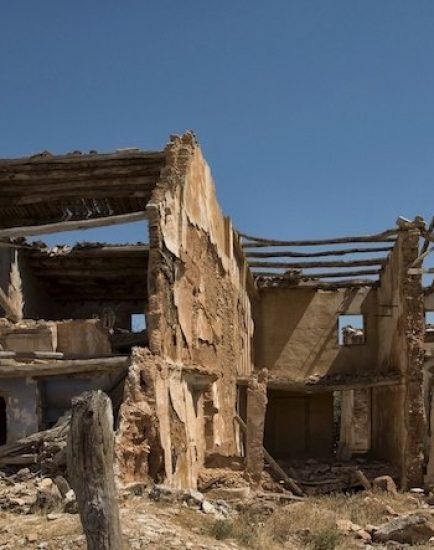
top-left (0, 149), bottom-right (165, 236)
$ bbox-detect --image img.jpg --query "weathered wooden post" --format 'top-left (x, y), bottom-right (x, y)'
top-left (67, 390), bottom-right (122, 550)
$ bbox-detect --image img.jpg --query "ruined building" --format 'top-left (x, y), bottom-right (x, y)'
top-left (0, 132), bottom-right (433, 493)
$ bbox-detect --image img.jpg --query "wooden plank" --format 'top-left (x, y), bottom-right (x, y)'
top-left (410, 247), bottom-right (434, 268)
top-left (67, 391), bottom-right (122, 550)
top-left (0, 150), bottom-right (165, 167)
top-left (240, 229), bottom-right (398, 247)
top-left (420, 216), bottom-right (434, 254)
top-left (249, 258), bottom-right (387, 269)
top-left (0, 163), bottom-right (162, 183)
top-left (257, 280), bottom-right (379, 289)
top-left (0, 211), bottom-right (148, 238)
top-left (245, 246), bottom-right (393, 258)
top-left (234, 414), bottom-right (304, 497)
top-left (253, 269), bottom-right (381, 279)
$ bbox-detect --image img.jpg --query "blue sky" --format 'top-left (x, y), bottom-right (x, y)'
top-left (1, 1), bottom-right (434, 246)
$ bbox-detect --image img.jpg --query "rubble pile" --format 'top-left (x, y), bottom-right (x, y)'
top-left (0, 469), bottom-right (76, 515)
top-left (281, 458), bottom-right (397, 494)
top-left (147, 484), bottom-right (234, 520)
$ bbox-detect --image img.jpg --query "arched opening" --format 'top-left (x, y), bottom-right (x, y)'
top-left (0, 397), bottom-right (7, 445)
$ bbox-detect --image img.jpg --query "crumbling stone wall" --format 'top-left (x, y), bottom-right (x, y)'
top-left (372, 228), bottom-right (426, 488)
top-left (115, 348), bottom-right (164, 483)
top-left (117, 133), bottom-right (254, 488)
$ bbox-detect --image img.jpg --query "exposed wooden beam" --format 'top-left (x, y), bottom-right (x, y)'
top-left (0, 211), bottom-right (148, 238)
top-left (411, 217), bottom-right (434, 267)
top-left (0, 150), bottom-right (165, 168)
top-left (410, 246), bottom-right (434, 268)
top-left (0, 163), bottom-right (162, 183)
top-left (245, 246), bottom-right (393, 258)
top-left (291, 280), bottom-right (378, 289)
top-left (256, 280), bottom-right (379, 289)
top-left (253, 269), bottom-right (381, 279)
top-left (240, 229), bottom-right (398, 247)
top-left (249, 258), bottom-right (387, 269)
top-left (2, 181), bottom-right (158, 206)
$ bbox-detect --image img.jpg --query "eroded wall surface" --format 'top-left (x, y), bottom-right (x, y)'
top-left (372, 230), bottom-right (425, 488)
top-left (118, 133), bottom-right (254, 488)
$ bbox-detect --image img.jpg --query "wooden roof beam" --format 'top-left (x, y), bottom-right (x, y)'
top-left (249, 258), bottom-right (387, 269)
top-left (245, 246), bottom-right (393, 258)
top-left (0, 211), bottom-right (148, 239)
top-left (240, 228), bottom-right (398, 247)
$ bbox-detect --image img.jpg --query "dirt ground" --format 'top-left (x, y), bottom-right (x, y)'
top-left (0, 489), bottom-right (434, 549)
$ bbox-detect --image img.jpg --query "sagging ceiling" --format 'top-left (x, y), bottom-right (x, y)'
top-left (22, 243), bottom-right (149, 302)
top-left (0, 149), bottom-right (165, 231)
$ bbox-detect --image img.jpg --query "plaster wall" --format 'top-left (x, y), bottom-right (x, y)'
top-left (254, 287), bottom-right (377, 380)
top-left (56, 319), bottom-right (111, 355)
top-left (340, 388), bottom-right (371, 453)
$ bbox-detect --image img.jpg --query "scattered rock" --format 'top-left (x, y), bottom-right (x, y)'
top-left (53, 475), bottom-right (70, 497)
top-left (372, 475), bottom-right (398, 496)
top-left (201, 500), bottom-right (217, 514)
top-left (182, 489), bottom-right (205, 506)
top-left (122, 482), bottom-right (147, 497)
top-left (38, 478), bottom-right (53, 491)
top-left (207, 486), bottom-right (250, 500)
top-left (63, 489), bottom-right (77, 514)
top-left (34, 488), bottom-right (61, 512)
top-left (355, 529), bottom-right (372, 543)
top-left (149, 484), bottom-right (178, 502)
top-left (336, 519), bottom-right (362, 534)
top-left (373, 513), bottom-right (434, 545)
top-left (384, 504), bottom-right (399, 516)
top-left (15, 469), bottom-right (31, 482)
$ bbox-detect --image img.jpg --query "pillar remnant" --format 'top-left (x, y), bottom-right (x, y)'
top-left (246, 369), bottom-right (268, 484)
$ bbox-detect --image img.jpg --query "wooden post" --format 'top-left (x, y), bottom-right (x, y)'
top-left (67, 390), bottom-right (122, 550)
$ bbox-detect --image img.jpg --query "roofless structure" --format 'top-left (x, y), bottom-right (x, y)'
top-left (0, 132), bottom-right (433, 493)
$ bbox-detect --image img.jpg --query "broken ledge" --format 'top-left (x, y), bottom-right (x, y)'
top-left (0, 355), bottom-right (130, 378)
top-left (237, 372), bottom-right (402, 393)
